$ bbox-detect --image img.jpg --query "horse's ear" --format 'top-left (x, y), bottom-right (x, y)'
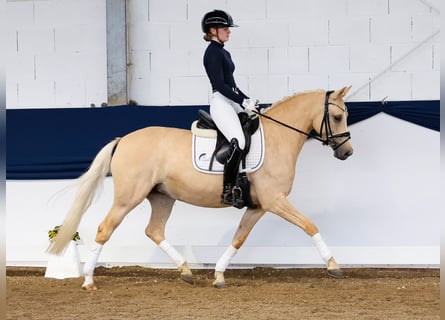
top-left (333, 86), bottom-right (352, 99)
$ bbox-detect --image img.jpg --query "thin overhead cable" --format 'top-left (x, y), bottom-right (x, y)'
top-left (347, 29), bottom-right (440, 100)
top-left (417, 0), bottom-right (440, 14)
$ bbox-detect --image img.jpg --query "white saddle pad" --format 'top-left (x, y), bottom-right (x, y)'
top-left (191, 121), bottom-right (265, 174)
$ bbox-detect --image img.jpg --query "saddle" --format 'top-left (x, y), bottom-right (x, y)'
top-left (195, 110), bottom-right (260, 209)
top-left (196, 110), bottom-right (260, 169)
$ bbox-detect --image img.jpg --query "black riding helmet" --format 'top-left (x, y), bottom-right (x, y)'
top-left (201, 10), bottom-right (238, 33)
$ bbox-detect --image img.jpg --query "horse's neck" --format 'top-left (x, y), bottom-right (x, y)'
top-left (265, 93), bottom-right (319, 139)
top-left (261, 93), bottom-right (321, 165)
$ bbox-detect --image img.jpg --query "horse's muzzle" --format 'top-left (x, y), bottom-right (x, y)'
top-left (334, 146), bottom-right (353, 160)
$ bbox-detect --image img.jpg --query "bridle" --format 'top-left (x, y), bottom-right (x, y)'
top-left (318, 90), bottom-right (351, 150)
top-left (254, 90), bottom-right (351, 150)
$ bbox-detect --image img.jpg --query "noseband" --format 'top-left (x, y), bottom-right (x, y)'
top-left (255, 90), bottom-right (351, 150)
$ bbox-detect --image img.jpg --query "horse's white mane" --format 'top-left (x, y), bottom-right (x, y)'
top-left (265, 89), bottom-right (324, 111)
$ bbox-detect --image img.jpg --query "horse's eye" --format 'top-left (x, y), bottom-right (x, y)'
top-left (333, 115), bottom-right (342, 122)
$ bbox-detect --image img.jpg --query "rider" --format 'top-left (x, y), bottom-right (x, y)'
top-left (201, 9), bottom-right (259, 207)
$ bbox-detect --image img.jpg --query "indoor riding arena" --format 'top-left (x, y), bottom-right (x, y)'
top-left (4, 0), bottom-right (440, 319)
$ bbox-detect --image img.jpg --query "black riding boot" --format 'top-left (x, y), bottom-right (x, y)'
top-left (221, 138), bottom-right (244, 208)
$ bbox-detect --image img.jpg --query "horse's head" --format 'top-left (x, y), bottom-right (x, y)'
top-left (313, 86), bottom-right (353, 160)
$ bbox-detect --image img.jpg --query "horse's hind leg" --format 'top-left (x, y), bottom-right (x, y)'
top-left (82, 174), bottom-right (152, 290)
top-left (82, 199), bottom-right (144, 290)
top-left (213, 207), bottom-right (265, 288)
top-left (145, 191), bottom-right (194, 284)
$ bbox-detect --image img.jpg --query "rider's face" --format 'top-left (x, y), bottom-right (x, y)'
top-left (211, 27), bottom-right (231, 43)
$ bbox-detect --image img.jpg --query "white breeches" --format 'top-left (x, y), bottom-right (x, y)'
top-left (209, 92), bottom-right (246, 150)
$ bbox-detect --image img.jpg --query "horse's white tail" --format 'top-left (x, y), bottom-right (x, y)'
top-left (47, 138), bottom-right (120, 255)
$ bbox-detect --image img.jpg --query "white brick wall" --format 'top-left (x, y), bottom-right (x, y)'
top-left (329, 17), bottom-right (370, 45)
top-left (411, 70), bottom-right (440, 99)
top-left (432, 44), bottom-right (440, 70)
top-left (289, 17), bottom-right (329, 46)
top-left (148, 0), bottom-right (188, 22)
top-left (350, 45), bottom-right (390, 72)
top-left (128, 0), bottom-right (439, 105)
top-left (348, 0), bottom-right (389, 16)
top-left (6, 0), bottom-right (440, 108)
top-left (389, 0), bottom-right (432, 15)
top-left (391, 44), bottom-right (434, 72)
top-left (371, 71), bottom-right (412, 100)
top-left (370, 15), bottom-right (413, 44)
top-left (6, 0), bottom-right (107, 108)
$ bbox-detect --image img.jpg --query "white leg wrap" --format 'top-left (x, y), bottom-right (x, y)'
top-left (312, 233), bottom-right (333, 264)
top-left (83, 242), bottom-right (103, 276)
top-left (215, 245), bottom-right (238, 272)
top-left (159, 240), bottom-right (186, 268)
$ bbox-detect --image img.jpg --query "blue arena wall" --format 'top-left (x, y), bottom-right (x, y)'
top-left (6, 100), bottom-right (439, 179)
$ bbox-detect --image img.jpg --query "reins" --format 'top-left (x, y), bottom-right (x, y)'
top-left (253, 90), bottom-right (351, 150)
top-left (253, 110), bottom-right (314, 138)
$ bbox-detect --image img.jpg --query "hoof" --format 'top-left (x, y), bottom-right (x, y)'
top-left (213, 281), bottom-right (228, 289)
top-left (82, 283), bottom-right (98, 291)
top-left (328, 269), bottom-right (344, 279)
top-left (180, 273), bottom-right (194, 284)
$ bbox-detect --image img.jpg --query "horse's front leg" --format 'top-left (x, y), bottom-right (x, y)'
top-left (266, 194), bottom-right (343, 278)
top-left (213, 207), bottom-right (265, 288)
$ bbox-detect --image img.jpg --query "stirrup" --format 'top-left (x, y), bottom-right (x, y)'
top-left (221, 186), bottom-right (244, 209)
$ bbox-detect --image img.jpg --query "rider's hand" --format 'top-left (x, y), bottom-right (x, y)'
top-left (242, 98), bottom-right (260, 116)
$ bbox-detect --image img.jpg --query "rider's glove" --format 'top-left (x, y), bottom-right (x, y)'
top-left (242, 98), bottom-right (260, 116)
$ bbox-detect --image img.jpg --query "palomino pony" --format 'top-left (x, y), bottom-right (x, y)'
top-left (48, 86), bottom-right (353, 289)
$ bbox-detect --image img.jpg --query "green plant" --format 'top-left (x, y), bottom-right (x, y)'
top-left (48, 225), bottom-right (80, 241)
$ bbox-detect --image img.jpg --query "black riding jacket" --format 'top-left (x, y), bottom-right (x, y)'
top-left (203, 40), bottom-right (248, 105)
